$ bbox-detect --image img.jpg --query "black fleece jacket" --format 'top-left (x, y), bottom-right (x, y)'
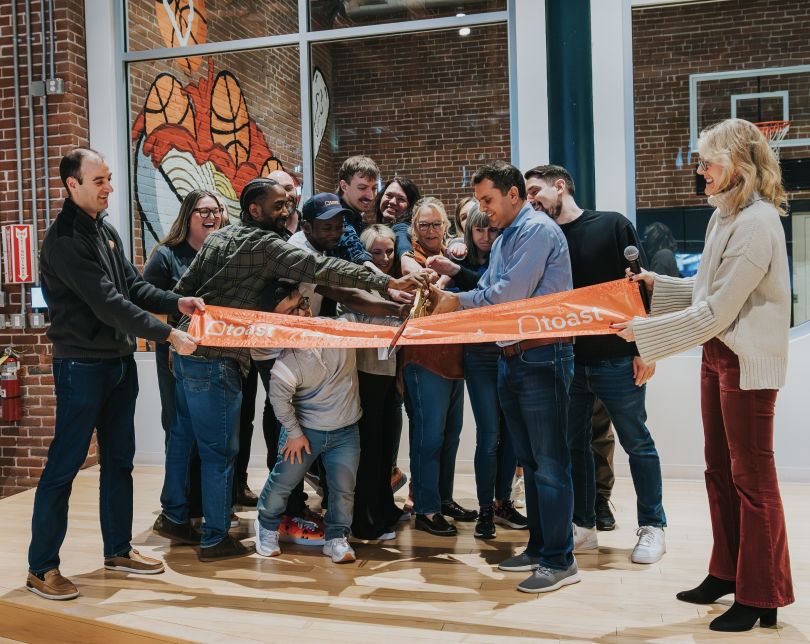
top-left (41, 198), bottom-right (181, 359)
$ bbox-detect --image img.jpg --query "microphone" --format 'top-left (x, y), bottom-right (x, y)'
top-left (624, 245), bottom-right (650, 311)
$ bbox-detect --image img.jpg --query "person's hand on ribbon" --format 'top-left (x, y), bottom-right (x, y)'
top-left (178, 296), bottom-right (206, 316)
top-left (388, 288), bottom-right (415, 304)
top-left (168, 328), bottom-right (199, 355)
top-left (428, 286), bottom-right (460, 315)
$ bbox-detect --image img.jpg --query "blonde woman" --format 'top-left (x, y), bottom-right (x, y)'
top-left (615, 118), bottom-right (793, 632)
top-left (399, 198), bottom-right (477, 535)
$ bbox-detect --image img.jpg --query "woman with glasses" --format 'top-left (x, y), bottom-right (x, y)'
top-left (144, 189), bottom-right (227, 525)
top-left (427, 204), bottom-right (526, 539)
top-left (615, 118), bottom-right (793, 632)
top-left (399, 198), bottom-right (476, 536)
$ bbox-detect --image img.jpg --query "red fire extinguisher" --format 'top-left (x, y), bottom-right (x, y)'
top-left (0, 347), bottom-right (22, 422)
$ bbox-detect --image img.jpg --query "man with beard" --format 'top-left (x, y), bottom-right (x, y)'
top-left (154, 178), bottom-right (430, 562)
top-left (524, 165), bottom-right (666, 565)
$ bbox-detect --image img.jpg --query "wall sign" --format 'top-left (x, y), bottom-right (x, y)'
top-left (312, 68), bottom-right (330, 159)
top-left (2, 224), bottom-right (36, 284)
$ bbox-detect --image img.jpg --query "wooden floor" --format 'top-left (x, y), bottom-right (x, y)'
top-left (0, 467), bottom-right (806, 643)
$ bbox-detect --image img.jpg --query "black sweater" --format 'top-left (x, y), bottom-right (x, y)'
top-left (558, 210), bottom-right (645, 362)
top-left (41, 198), bottom-right (180, 358)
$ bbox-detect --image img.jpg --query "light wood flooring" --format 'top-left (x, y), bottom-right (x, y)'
top-left (0, 466), bottom-right (807, 643)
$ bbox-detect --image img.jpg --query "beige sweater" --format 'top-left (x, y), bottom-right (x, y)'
top-left (632, 198), bottom-right (790, 390)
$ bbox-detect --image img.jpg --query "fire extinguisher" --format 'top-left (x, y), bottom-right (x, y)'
top-left (0, 347), bottom-right (22, 422)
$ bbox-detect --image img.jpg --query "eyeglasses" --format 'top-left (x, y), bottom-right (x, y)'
top-left (697, 158), bottom-right (712, 172)
top-left (193, 207), bottom-right (224, 219)
top-left (416, 222), bottom-right (444, 231)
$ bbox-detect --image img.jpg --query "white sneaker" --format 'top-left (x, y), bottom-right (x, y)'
top-left (631, 526), bottom-right (666, 564)
top-left (511, 474), bottom-right (525, 509)
top-left (323, 537), bottom-right (356, 563)
top-left (573, 524), bottom-right (599, 553)
top-left (254, 518), bottom-right (281, 557)
top-left (377, 531), bottom-right (396, 541)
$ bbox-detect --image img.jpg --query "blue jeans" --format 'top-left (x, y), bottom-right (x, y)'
top-left (258, 424), bottom-right (360, 540)
top-left (498, 342), bottom-right (575, 571)
top-left (161, 354), bottom-right (242, 548)
top-left (28, 356), bottom-right (138, 574)
top-left (464, 344), bottom-right (516, 507)
top-left (404, 364), bottom-right (464, 515)
top-left (567, 357), bottom-right (666, 528)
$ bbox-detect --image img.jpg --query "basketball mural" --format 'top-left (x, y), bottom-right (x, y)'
top-left (132, 59), bottom-right (284, 256)
top-left (156, 0), bottom-right (208, 74)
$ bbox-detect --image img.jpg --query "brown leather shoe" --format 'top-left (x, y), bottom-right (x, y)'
top-left (26, 569), bottom-right (79, 600)
top-left (104, 549), bottom-right (165, 574)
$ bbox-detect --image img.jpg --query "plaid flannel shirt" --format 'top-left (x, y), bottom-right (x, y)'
top-left (174, 220), bottom-right (391, 372)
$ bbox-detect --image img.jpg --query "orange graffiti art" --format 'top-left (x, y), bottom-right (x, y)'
top-left (155, 0), bottom-right (208, 74)
top-left (132, 60), bottom-right (283, 198)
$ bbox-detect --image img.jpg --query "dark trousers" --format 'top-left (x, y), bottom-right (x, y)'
top-left (256, 359), bottom-right (308, 517)
top-left (29, 356), bottom-right (138, 574)
top-left (498, 342), bottom-right (575, 571)
top-left (701, 338), bottom-right (793, 608)
top-left (352, 372), bottom-right (402, 538)
top-left (155, 343), bottom-right (202, 517)
top-left (236, 361), bottom-right (262, 488)
top-left (591, 398), bottom-right (615, 499)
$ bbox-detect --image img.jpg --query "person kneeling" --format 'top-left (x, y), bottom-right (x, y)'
top-left (254, 284), bottom-right (361, 563)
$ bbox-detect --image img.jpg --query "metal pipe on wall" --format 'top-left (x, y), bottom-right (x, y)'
top-left (40, 0), bottom-right (51, 232)
top-left (24, 0), bottom-right (38, 312)
top-left (12, 0), bottom-right (24, 225)
top-left (48, 0), bottom-right (55, 79)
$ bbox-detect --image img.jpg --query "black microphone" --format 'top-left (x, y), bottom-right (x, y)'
top-left (624, 245), bottom-right (650, 312)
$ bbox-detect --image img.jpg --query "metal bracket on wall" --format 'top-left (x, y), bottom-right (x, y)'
top-left (30, 78), bottom-right (64, 96)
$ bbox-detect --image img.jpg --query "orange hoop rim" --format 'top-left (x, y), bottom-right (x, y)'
top-left (754, 120), bottom-right (791, 140)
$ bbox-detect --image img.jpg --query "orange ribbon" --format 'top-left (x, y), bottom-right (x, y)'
top-left (188, 279), bottom-right (645, 349)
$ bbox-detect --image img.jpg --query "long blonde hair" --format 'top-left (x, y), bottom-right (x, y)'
top-left (698, 118), bottom-right (787, 217)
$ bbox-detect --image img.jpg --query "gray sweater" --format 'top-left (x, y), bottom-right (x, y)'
top-left (632, 197), bottom-right (790, 390)
top-left (268, 347), bottom-right (361, 438)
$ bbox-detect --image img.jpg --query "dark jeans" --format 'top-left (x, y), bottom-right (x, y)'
top-left (161, 354), bottom-right (242, 548)
top-left (236, 360), bottom-right (259, 485)
top-left (403, 364), bottom-right (464, 515)
top-left (498, 341), bottom-right (574, 571)
top-left (701, 338), bottom-right (793, 608)
top-left (28, 356), bottom-right (138, 574)
top-left (591, 398), bottom-right (615, 499)
top-left (352, 372), bottom-right (402, 538)
top-left (464, 344), bottom-right (516, 508)
top-left (567, 357), bottom-right (666, 528)
top-left (155, 343), bottom-right (202, 517)
top-left (256, 359), bottom-right (308, 517)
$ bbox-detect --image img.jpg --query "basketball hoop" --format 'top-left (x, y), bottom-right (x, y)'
top-left (755, 120), bottom-right (791, 158)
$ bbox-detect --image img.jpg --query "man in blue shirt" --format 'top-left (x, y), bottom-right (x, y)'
top-left (433, 161), bottom-right (578, 594)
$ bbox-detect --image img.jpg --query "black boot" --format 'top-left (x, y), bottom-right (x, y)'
top-left (676, 574), bottom-right (736, 604)
top-left (594, 494), bottom-right (616, 531)
top-left (709, 601), bottom-right (777, 632)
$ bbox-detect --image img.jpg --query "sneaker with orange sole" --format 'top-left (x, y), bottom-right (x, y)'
top-left (278, 514), bottom-right (325, 546)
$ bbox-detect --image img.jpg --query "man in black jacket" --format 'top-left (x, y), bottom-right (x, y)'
top-left (525, 164), bottom-right (667, 565)
top-left (26, 148), bottom-right (202, 601)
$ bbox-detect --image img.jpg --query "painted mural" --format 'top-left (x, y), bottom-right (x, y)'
top-left (132, 59), bottom-right (284, 256)
top-left (156, 0), bottom-right (208, 74)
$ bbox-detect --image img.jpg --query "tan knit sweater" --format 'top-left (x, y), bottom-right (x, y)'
top-left (632, 198), bottom-right (790, 390)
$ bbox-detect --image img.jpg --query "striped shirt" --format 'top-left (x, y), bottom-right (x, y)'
top-left (174, 220), bottom-right (391, 371)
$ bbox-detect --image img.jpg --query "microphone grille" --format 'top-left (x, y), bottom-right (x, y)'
top-left (624, 245), bottom-right (640, 262)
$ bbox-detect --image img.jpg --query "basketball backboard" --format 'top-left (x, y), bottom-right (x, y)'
top-left (689, 64), bottom-right (810, 153)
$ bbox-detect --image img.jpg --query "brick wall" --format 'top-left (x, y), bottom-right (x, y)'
top-left (0, 0), bottom-right (92, 498)
top-left (321, 24), bottom-right (511, 210)
top-left (632, 0), bottom-right (810, 209)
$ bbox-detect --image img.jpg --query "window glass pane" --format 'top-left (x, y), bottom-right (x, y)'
top-left (128, 48), bottom-right (301, 266)
top-left (127, 0), bottom-right (298, 52)
top-left (310, 24), bottom-right (510, 231)
top-left (632, 1), bottom-right (809, 326)
top-left (309, 0), bottom-right (505, 31)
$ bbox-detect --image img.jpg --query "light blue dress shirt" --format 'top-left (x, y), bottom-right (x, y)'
top-left (458, 203), bottom-right (572, 310)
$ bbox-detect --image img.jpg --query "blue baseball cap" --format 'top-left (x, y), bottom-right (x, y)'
top-left (301, 192), bottom-right (352, 221)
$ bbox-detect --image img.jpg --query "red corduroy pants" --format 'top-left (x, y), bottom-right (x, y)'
top-left (700, 338), bottom-right (794, 608)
